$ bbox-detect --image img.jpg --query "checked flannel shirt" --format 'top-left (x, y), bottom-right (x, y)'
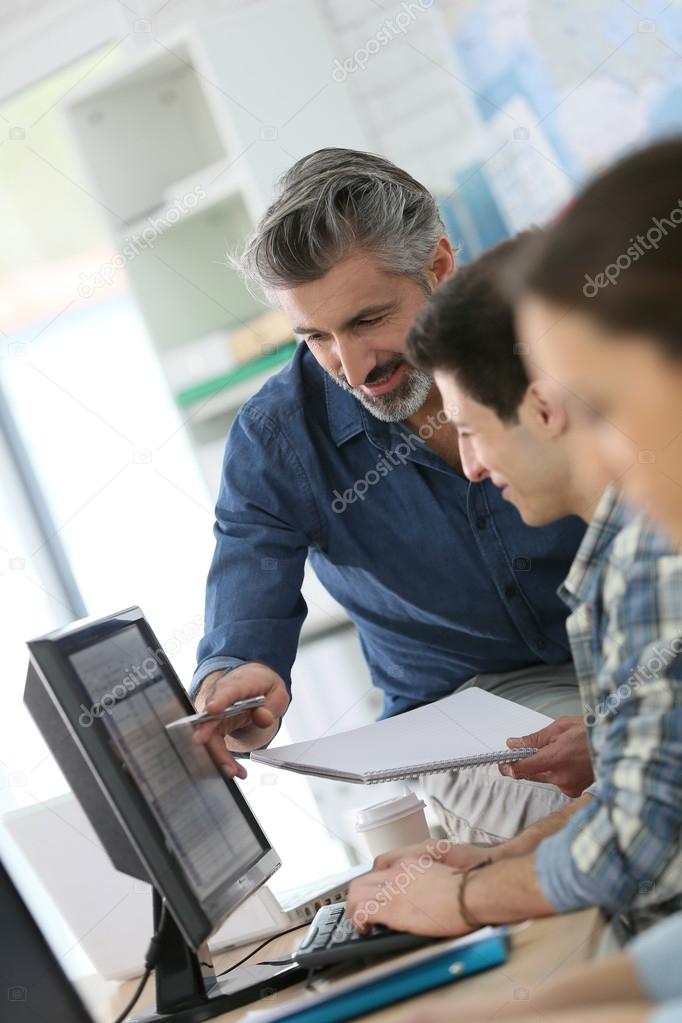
top-left (535, 486), bottom-right (682, 930)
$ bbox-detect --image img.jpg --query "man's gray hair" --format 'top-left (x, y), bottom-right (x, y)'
top-left (235, 148), bottom-right (446, 294)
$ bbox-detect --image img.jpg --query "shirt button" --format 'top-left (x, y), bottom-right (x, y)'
top-left (476, 515), bottom-right (487, 529)
top-left (504, 584), bottom-right (517, 598)
top-left (537, 638), bottom-right (547, 649)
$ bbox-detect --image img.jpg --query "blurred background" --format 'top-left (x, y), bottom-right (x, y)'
top-left (2, 0), bottom-right (682, 982)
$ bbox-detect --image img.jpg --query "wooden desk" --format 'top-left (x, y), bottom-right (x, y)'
top-left (80, 908), bottom-right (603, 1022)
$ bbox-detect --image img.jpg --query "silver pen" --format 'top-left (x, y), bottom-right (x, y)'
top-left (166, 695), bottom-right (267, 730)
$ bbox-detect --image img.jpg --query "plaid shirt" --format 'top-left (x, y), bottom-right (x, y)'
top-left (535, 486), bottom-right (682, 930)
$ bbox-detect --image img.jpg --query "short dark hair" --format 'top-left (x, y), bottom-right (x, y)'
top-left (405, 233), bottom-right (534, 421)
top-left (508, 137), bottom-right (682, 356)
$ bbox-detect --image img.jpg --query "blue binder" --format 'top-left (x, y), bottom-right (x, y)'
top-left (257, 929), bottom-right (509, 1023)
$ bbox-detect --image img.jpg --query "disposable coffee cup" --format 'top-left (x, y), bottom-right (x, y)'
top-left (355, 790), bottom-right (430, 858)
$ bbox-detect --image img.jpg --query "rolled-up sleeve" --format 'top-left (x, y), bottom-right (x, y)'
top-left (190, 404), bottom-right (320, 699)
top-left (535, 554), bottom-right (682, 914)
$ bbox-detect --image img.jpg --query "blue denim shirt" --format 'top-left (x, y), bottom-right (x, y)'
top-left (192, 344), bottom-right (585, 716)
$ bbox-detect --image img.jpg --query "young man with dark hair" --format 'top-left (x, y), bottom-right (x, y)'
top-left (405, 232), bottom-right (607, 529)
top-left (346, 233), bottom-right (682, 936)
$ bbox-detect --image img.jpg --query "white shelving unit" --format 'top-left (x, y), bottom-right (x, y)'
top-left (64, 28), bottom-right (263, 369)
top-left (62, 6), bottom-right (370, 643)
top-left (63, 7), bottom-right (368, 435)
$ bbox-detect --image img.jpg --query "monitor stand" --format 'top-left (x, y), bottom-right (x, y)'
top-left (132, 891), bottom-right (307, 1022)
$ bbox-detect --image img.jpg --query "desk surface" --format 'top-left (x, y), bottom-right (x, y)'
top-left (80, 908), bottom-right (603, 1022)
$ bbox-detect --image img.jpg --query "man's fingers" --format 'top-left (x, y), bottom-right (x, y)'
top-left (499, 746), bottom-right (556, 779)
top-left (373, 841), bottom-right (442, 871)
top-left (203, 665), bottom-right (288, 713)
top-left (506, 729), bottom-right (543, 749)
top-left (191, 718), bottom-right (223, 745)
top-left (204, 677), bottom-right (272, 714)
top-left (192, 713), bottom-right (249, 745)
top-left (191, 675), bottom-right (267, 745)
top-left (371, 850), bottom-right (413, 872)
top-left (507, 717), bottom-right (582, 749)
top-left (351, 903), bottom-right (385, 932)
top-left (204, 731), bottom-right (248, 779)
top-left (373, 850), bottom-right (400, 870)
top-left (347, 880), bottom-right (390, 931)
top-left (250, 706), bottom-right (275, 730)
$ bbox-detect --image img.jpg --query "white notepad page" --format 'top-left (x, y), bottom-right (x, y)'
top-left (251, 688), bottom-right (552, 783)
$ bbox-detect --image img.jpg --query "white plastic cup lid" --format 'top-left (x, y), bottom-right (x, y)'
top-left (355, 791), bottom-right (426, 832)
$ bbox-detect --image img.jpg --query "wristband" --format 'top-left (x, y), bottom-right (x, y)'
top-left (457, 858), bottom-right (492, 930)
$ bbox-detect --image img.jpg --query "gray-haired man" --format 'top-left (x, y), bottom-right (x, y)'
top-left (189, 148), bottom-right (586, 843)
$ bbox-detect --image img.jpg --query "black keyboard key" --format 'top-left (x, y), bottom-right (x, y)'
top-left (293, 901), bottom-right (435, 969)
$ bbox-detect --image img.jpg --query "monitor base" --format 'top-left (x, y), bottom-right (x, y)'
top-left (130, 961), bottom-right (306, 1022)
top-left (128, 891), bottom-right (306, 1022)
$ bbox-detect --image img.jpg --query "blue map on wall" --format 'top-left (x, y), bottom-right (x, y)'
top-left (438, 0), bottom-right (682, 261)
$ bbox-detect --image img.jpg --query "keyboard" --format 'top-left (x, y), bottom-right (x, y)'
top-left (291, 901), bottom-right (434, 969)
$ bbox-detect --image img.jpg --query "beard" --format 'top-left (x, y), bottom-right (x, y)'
top-left (332, 355), bottom-right (433, 423)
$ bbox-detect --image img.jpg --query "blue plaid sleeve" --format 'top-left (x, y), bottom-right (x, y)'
top-left (536, 547), bottom-right (682, 914)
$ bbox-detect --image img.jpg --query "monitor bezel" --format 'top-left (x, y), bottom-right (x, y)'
top-left (26, 606), bottom-right (280, 950)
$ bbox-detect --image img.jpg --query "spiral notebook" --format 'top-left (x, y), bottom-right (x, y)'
top-left (250, 688), bottom-right (551, 783)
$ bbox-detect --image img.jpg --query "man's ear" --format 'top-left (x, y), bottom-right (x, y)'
top-left (524, 379), bottom-right (568, 438)
top-left (425, 236), bottom-right (455, 291)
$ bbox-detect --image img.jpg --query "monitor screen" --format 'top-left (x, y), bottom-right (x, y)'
top-left (69, 624), bottom-right (265, 919)
top-left (26, 608), bottom-right (279, 949)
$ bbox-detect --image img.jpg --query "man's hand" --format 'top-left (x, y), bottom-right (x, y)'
top-left (346, 859), bottom-right (469, 937)
top-left (192, 662), bottom-right (289, 779)
top-left (348, 851), bottom-right (556, 938)
top-left (373, 838), bottom-right (503, 873)
top-left (499, 716), bottom-right (593, 797)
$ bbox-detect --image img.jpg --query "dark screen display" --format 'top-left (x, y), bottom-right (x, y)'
top-left (70, 626), bottom-right (265, 917)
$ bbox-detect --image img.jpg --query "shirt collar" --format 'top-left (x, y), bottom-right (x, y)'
top-left (323, 368), bottom-right (469, 481)
top-left (323, 370), bottom-right (409, 453)
top-left (324, 371), bottom-right (365, 446)
top-left (559, 485), bottom-right (629, 608)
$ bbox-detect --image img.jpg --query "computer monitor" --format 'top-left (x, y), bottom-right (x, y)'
top-left (0, 853), bottom-right (94, 1023)
top-left (24, 607), bottom-right (302, 1021)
